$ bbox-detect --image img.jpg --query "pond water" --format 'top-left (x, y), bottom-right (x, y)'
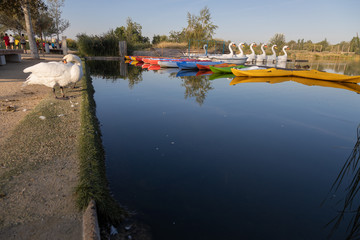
top-left (89, 59), bottom-right (360, 240)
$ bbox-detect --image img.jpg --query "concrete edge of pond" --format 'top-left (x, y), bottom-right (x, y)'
top-left (83, 199), bottom-right (101, 240)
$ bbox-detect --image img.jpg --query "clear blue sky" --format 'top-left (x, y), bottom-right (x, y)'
top-left (62, 0), bottom-right (359, 44)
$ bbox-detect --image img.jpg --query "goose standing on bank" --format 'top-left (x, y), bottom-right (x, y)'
top-left (23, 54), bottom-right (83, 99)
top-left (267, 45), bottom-right (277, 63)
top-left (256, 44), bottom-right (267, 63)
top-left (246, 43), bottom-right (257, 63)
top-left (277, 45), bottom-right (289, 62)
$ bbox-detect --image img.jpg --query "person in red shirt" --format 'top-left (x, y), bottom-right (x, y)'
top-left (3, 33), bottom-right (10, 49)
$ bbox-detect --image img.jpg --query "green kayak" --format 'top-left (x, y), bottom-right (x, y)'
top-left (209, 65), bottom-right (246, 74)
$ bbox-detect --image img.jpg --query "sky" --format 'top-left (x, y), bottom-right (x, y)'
top-left (61, 0), bottom-right (360, 44)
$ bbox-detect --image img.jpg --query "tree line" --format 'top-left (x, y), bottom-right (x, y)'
top-left (0, 0), bottom-right (69, 59)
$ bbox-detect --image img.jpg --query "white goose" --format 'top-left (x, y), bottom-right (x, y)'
top-left (236, 42), bottom-right (246, 58)
top-left (277, 45), bottom-right (289, 62)
top-left (23, 54), bottom-right (83, 99)
top-left (246, 43), bottom-right (257, 63)
top-left (267, 45), bottom-right (277, 63)
top-left (256, 44), bottom-right (268, 63)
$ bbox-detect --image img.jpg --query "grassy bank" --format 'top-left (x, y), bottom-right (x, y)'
top-left (75, 61), bottom-right (126, 225)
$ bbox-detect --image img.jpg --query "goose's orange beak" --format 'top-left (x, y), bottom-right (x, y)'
top-left (63, 59), bottom-right (67, 64)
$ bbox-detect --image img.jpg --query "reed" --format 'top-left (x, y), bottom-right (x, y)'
top-left (154, 41), bottom-right (187, 49)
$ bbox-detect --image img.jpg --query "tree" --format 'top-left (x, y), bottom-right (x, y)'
top-left (47, 0), bottom-right (69, 48)
top-left (169, 30), bottom-right (185, 42)
top-left (152, 34), bottom-right (168, 44)
top-left (34, 9), bottom-right (55, 44)
top-left (113, 18), bottom-right (147, 44)
top-left (184, 6), bottom-right (217, 40)
top-left (316, 38), bottom-right (330, 52)
top-left (0, 0), bottom-right (46, 58)
top-left (21, 0), bottom-right (39, 58)
top-left (269, 33), bottom-right (286, 50)
top-left (124, 17), bottom-right (143, 43)
top-left (350, 33), bottom-right (360, 54)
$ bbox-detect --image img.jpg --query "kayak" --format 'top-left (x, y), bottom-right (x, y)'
top-left (292, 69), bottom-right (360, 82)
top-left (209, 64), bottom-right (246, 73)
top-left (177, 61), bottom-right (222, 70)
top-left (197, 63), bottom-right (237, 71)
top-left (158, 59), bottom-right (195, 68)
top-left (231, 68), bottom-right (292, 77)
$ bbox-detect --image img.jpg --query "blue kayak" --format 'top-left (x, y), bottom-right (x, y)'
top-left (177, 61), bottom-right (223, 70)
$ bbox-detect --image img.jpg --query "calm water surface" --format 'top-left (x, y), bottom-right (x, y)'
top-left (90, 60), bottom-right (360, 240)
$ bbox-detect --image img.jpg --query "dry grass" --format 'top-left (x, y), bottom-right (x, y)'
top-left (154, 41), bottom-right (187, 49)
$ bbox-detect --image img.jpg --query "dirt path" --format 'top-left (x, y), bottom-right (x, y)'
top-left (0, 54), bottom-right (82, 239)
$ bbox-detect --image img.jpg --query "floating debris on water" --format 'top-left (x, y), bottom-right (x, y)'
top-left (110, 225), bottom-right (118, 235)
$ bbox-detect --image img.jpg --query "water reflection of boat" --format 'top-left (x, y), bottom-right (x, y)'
top-left (230, 76), bottom-right (360, 94)
top-left (230, 76), bottom-right (290, 85)
top-left (209, 73), bottom-right (235, 80)
top-left (231, 68), bottom-right (360, 82)
top-left (176, 70), bottom-right (199, 77)
top-left (196, 70), bottom-right (213, 76)
top-left (156, 68), bottom-right (180, 75)
top-left (291, 77), bottom-right (360, 94)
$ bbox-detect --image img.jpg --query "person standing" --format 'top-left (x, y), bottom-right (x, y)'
top-left (15, 39), bottom-right (19, 49)
top-left (3, 33), bottom-right (10, 49)
top-left (9, 34), bottom-right (15, 49)
top-left (20, 34), bottom-right (27, 53)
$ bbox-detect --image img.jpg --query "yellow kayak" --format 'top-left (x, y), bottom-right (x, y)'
top-left (292, 69), bottom-right (360, 82)
top-left (231, 68), bottom-right (293, 77)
